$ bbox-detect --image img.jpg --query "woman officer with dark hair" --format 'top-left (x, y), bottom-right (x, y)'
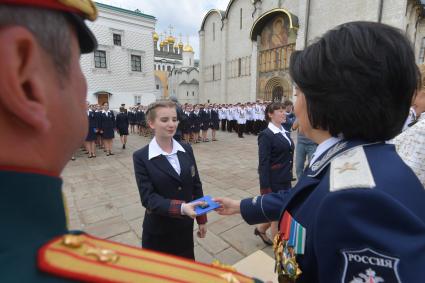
top-left (215, 21), bottom-right (425, 282)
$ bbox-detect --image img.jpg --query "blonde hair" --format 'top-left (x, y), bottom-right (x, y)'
top-left (146, 100), bottom-right (176, 122)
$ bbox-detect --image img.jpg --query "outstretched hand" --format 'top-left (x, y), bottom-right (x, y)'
top-left (213, 197), bottom-right (241, 215)
top-left (181, 201), bottom-right (202, 218)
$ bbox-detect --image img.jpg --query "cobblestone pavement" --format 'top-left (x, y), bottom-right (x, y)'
top-left (63, 130), bottom-right (297, 265)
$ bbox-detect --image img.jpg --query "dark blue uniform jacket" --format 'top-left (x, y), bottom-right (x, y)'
top-left (241, 140), bottom-right (425, 283)
top-left (258, 128), bottom-right (294, 193)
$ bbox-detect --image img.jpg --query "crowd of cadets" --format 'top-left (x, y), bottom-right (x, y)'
top-left (73, 100), bottom-right (296, 159)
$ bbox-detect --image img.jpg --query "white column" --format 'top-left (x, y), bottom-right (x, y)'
top-left (250, 40), bottom-right (258, 102)
top-left (198, 30), bottom-right (205, 103)
top-left (220, 19), bottom-right (228, 104)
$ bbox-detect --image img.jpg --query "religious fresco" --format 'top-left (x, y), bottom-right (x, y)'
top-left (260, 15), bottom-right (289, 51)
top-left (255, 11), bottom-right (297, 101)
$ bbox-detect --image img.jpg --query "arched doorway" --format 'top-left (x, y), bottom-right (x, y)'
top-left (272, 86), bottom-right (283, 102)
top-left (264, 77), bottom-right (291, 102)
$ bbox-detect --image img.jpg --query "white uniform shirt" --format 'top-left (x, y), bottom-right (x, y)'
top-left (237, 108), bottom-right (247, 124)
top-left (148, 138), bottom-right (186, 175)
top-left (268, 122), bottom-right (292, 145)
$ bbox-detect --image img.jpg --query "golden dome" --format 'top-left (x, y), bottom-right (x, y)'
top-left (183, 44), bottom-right (193, 52)
top-left (159, 41), bottom-right (165, 47)
top-left (178, 41), bottom-right (184, 48)
top-left (167, 35), bottom-right (175, 44)
top-left (153, 32), bottom-right (159, 41)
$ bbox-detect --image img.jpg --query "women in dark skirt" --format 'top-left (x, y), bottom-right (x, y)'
top-left (136, 105), bottom-right (146, 136)
top-left (190, 105), bottom-right (201, 143)
top-left (255, 102), bottom-right (294, 245)
top-left (200, 104), bottom-right (210, 142)
top-left (128, 107), bottom-right (137, 134)
top-left (85, 102), bottom-right (98, 158)
top-left (180, 105), bottom-right (190, 142)
top-left (133, 100), bottom-right (207, 259)
top-left (99, 102), bottom-right (115, 156)
top-left (211, 104), bottom-right (220, 141)
top-left (116, 107), bottom-right (129, 149)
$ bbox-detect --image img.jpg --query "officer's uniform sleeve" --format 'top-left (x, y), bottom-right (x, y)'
top-left (133, 152), bottom-right (184, 218)
top-left (313, 189), bottom-right (425, 283)
top-left (240, 190), bottom-right (291, 225)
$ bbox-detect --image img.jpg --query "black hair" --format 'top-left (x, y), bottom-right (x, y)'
top-left (290, 21), bottom-right (419, 141)
top-left (265, 102), bottom-right (285, 122)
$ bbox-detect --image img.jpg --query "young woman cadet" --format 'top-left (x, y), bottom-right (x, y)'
top-left (133, 100), bottom-right (207, 259)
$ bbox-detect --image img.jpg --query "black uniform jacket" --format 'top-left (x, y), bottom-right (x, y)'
top-left (258, 127), bottom-right (294, 194)
top-left (133, 142), bottom-right (207, 235)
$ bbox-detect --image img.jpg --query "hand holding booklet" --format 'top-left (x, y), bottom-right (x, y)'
top-left (190, 195), bottom-right (221, 216)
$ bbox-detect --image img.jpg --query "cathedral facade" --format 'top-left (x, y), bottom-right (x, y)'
top-left (199, 0), bottom-right (425, 104)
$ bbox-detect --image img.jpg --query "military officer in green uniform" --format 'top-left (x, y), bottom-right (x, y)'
top-left (0, 1), bottom-right (263, 282)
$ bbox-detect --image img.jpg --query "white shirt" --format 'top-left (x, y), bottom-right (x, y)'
top-left (309, 137), bottom-right (342, 167)
top-left (148, 138), bottom-right (186, 175)
top-left (268, 122), bottom-right (292, 145)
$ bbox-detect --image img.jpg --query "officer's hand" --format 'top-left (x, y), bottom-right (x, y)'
top-left (197, 224), bottom-right (207, 238)
top-left (181, 202), bottom-right (201, 218)
top-left (213, 197), bottom-right (241, 215)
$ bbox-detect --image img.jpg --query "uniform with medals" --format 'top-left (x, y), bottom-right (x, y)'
top-left (216, 22), bottom-right (425, 283)
top-left (240, 139), bottom-right (425, 282)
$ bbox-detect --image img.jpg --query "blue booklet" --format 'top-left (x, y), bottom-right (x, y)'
top-left (190, 195), bottom-right (221, 216)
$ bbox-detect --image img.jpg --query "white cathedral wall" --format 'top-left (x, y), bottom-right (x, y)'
top-left (202, 14), bottom-right (223, 69)
top-left (415, 21), bottom-right (425, 64)
top-left (81, 9), bottom-right (156, 110)
top-left (225, 0), bottom-right (255, 103)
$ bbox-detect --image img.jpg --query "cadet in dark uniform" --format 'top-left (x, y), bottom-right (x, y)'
top-left (116, 106), bottom-right (129, 149)
top-left (99, 102), bottom-right (115, 155)
top-left (255, 102), bottom-right (294, 246)
top-left (128, 106), bottom-right (136, 134)
top-left (215, 22), bottom-right (425, 283)
top-left (211, 104), bottom-right (220, 141)
top-left (189, 105), bottom-right (201, 143)
top-left (200, 104), bottom-right (210, 142)
top-left (0, 1), bottom-right (264, 282)
top-left (133, 100), bottom-right (207, 259)
top-left (85, 103), bottom-right (98, 158)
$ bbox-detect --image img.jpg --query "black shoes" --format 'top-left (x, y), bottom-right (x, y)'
top-left (254, 228), bottom-right (273, 246)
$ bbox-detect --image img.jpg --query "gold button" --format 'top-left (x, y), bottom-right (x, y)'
top-left (86, 247), bottom-right (119, 263)
top-left (62, 234), bottom-right (83, 248)
top-left (177, 187), bottom-right (182, 191)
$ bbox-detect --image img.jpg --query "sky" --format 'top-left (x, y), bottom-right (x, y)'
top-left (96, 0), bottom-right (230, 59)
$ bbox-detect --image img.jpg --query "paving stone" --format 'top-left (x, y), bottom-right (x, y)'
top-left (194, 245), bottom-right (214, 264)
top-left (120, 203), bottom-right (145, 221)
top-left (108, 231), bottom-right (140, 247)
top-left (214, 247), bottom-right (245, 265)
top-left (128, 218), bottom-right (143, 239)
top-left (80, 203), bottom-right (121, 225)
top-left (196, 230), bottom-right (229, 254)
top-left (84, 216), bottom-right (131, 239)
top-left (208, 215), bottom-right (244, 235)
top-left (220, 223), bottom-right (266, 256)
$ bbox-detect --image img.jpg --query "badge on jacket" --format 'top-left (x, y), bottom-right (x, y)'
top-left (341, 248), bottom-right (401, 283)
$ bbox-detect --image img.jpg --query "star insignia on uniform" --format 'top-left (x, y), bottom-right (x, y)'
top-left (335, 162), bottom-right (359, 174)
